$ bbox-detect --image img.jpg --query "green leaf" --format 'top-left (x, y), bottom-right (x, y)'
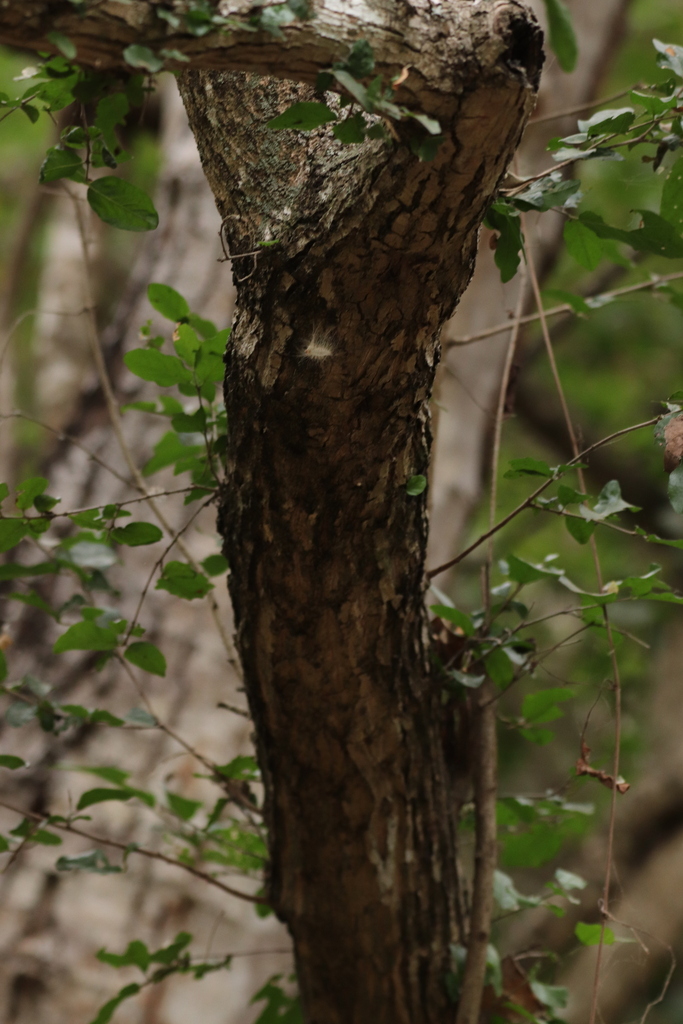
top-left (575, 921), bottom-right (615, 946)
top-left (53, 620), bottom-right (119, 653)
top-left (89, 983), bottom-right (141, 1024)
top-left (77, 788), bottom-right (135, 810)
top-left (123, 44), bottom-right (163, 73)
top-left (555, 868), bottom-right (587, 891)
top-left (542, 0), bottom-right (578, 72)
top-left (506, 555), bottom-right (557, 584)
top-left (111, 522), bottom-right (163, 546)
top-left (16, 476), bottom-right (48, 510)
top-left (430, 604), bottom-right (474, 636)
top-left (267, 102), bottom-right (336, 131)
top-left (0, 754), bottom-right (26, 769)
top-left (124, 349), bottom-right (192, 386)
top-left (530, 982), bottom-right (568, 1012)
top-left (251, 977), bottom-right (303, 1024)
top-left (668, 463), bottom-right (683, 514)
top-left (125, 707), bottom-right (158, 727)
top-left (406, 474), bottom-right (427, 496)
top-left (512, 173), bottom-right (581, 212)
top-left (167, 791), bottom-right (202, 820)
top-left (654, 39), bottom-right (683, 79)
top-left (156, 561), bottom-right (214, 600)
top-left (504, 457), bottom-right (553, 479)
top-left (95, 92), bottom-right (130, 154)
top-left (581, 209), bottom-right (683, 259)
top-left (67, 541), bottom-right (117, 569)
top-left (0, 519), bottom-right (29, 552)
top-left (485, 204), bottom-right (523, 282)
top-left (522, 687), bottom-right (575, 724)
top-left (147, 283), bottom-right (190, 322)
top-left (215, 755), bottom-right (260, 781)
top-left (542, 288), bottom-right (592, 316)
top-left (564, 219), bottom-right (603, 271)
top-left (0, 649), bottom-right (6, 684)
top-left (332, 113), bottom-right (366, 145)
top-left (331, 68), bottom-right (370, 108)
top-left (173, 323), bottom-right (201, 364)
top-left (142, 432), bottom-right (203, 477)
top-left (565, 516), bottom-right (595, 544)
top-left (57, 848), bottom-right (123, 874)
top-left (124, 642), bottom-right (166, 677)
top-left (87, 177), bottom-right (159, 232)
top-left (493, 870), bottom-right (542, 911)
top-left (578, 107), bottom-right (635, 136)
top-left (485, 647), bottom-right (515, 686)
top-left (338, 39), bottom-right (375, 79)
top-left (47, 30), bottom-right (77, 59)
top-left (5, 702), bottom-right (37, 727)
top-left (583, 479), bottom-right (638, 520)
top-left (39, 146), bottom-right (85, 183)
top-left (149, 931), bottom-right (192, 965)
top-left (0, 482), bottom-right (8, 505)
top-left (501, 821), bottom-right (564, 868)
top-left (662, 156), bottom-right (683, 237)
top-left (98, 940), bottom-right (150, 970)
top-left (201, 554), bottom-right (229, 576)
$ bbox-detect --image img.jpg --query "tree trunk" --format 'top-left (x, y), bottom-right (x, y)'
top-left (177, 9), bottom-right (541, 1016)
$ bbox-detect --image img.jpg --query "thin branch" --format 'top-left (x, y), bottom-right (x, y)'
top-left (446, 271), bottom-right (683, 347)
top-left (426, 417), bottom-right (658, 579)
top-left (69, 188), bottom-right (243, 681)
top-left (527, 88), bottom-right (634, 126)
top-left (455, 680), bottom-right (498, 1024)
top-left (0, 798), bottom-right (267, 906)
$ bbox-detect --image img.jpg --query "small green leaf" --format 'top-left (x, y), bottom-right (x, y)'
top-left (124, 349), bottom-right (192, 387)
top-left (430, 604), bottom-right (474, 636)
top-left (215, 754), bottom-right (260, 781)
top-left (167, 791), bottom-right (202, 821)
top-left (87, 177), bottom-right (159, 232)
top-left (16, 476), bottom-right (48, 510)
top-left (662, 158), bottom-right (683, 235)
top-left (332, 113), bottom-right (366, 144)
top-left (54, 620), bottom-right (119, 654)
top-left (542, 0), bottom-right (578, 72)
top-left (125, 707), bottom-right (158, 727)
top-left (406, 475), bottom-right (427, 496)
top-left (654, 39), bottom-right (683, 79)
top-left (77, 788), bottom-right (134, 810)
top-left (564, 219), bottom-right (603, 271)
top-left (123, 44), bottom-right (163, 73)
top-left (124, 642), bottom-right (166, 677)
top-left (98, 940), bottom-right (150, 970)
top-left (267, 102), bottom-right (336, 131)
top-left (89, 983), bottom-right (141, 1024)
top-left (111, 522), bottom-right (163, 546)
top-left (522, 687), bottom-right (575, 724)
top-left (201, 554), bottom-right (229, 576)
top-left (339, 39), bottom-right (375, 79)
top-left (485, 647), bottom-right (515, 686)
top-left (95, 92), bottom-right (130, 154)
top-left (6, 702), bottom-right (37, 727)
top-left (504, 457), bottom-right (553, 479)
top-left (485, 204), bottom-right (523, 283)
top-left (147, 283), bottom-right (190, 322)
top-left (0, 519), bottom-right (28, 553)
top-left (565, 516), bottom-right (595, 544)
top-left (57, 848), bottom-right (122, 874)
top-left (575, 921), bottom-right (615, 946)
top-left (0, 754), bottom-right (26, 769)
top-left (39, 146), bottom-right (85, 183)
top-left (668, 463), bottom-right (683, 514)
top-left (156, 561), bottom-right (214, 600)
top-left (47, 31), bottom-right (77, 59)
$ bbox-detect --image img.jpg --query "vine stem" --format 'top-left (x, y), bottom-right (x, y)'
top-left (446, 269), bottom-right (683, 347)
top-left (0, 797), bottom-right (267, 906)
top-left (426, 416), bottom-right (657, 579)
top-left (68, 188), bottom-right (243, 681)
top-left (523, 217), bottom-right (623, 1024)
top-left (454, 267), bottom-right (527, 1024)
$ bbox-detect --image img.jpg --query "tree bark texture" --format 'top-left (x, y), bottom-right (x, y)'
top-left (1, 2), bottom-right (543, 1021)
top-left (173, 5), bottom-right (542, 1020)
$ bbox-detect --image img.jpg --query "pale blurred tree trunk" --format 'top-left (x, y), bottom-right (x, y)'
top-left (0, 82), bottom-right (291, 1024)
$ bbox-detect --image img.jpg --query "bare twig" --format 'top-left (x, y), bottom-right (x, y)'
top-left (0, 797), bottom-right (267, 906)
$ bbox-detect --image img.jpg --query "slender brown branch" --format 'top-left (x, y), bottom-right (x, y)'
top-left (446, 271), bottom-right (683, 347)
top-left (527, 88), bottom-right (634, 126)
top-left (0, 797), bottom-right (268, 906)
top-left (426, 417), bottom-right (658, 579)
top-left (455, 680), bottom-right (498, 1024)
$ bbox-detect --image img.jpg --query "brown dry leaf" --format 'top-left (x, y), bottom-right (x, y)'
top-left (664, 414), bottom-right (683, 472)
top-left (480, 956), bottom-right (545, 1022)
top-left (0, 631), bottom-right (12, 651)
top-left (575, 740), bottom-right (630, 793)
top-left (392, 65), bottom-right (411, 89)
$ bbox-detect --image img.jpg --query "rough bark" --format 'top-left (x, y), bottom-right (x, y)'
top-left (174, 7), bottom-right (541, 1021)
top-left (2, 2), bottom-right (543, 1021)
